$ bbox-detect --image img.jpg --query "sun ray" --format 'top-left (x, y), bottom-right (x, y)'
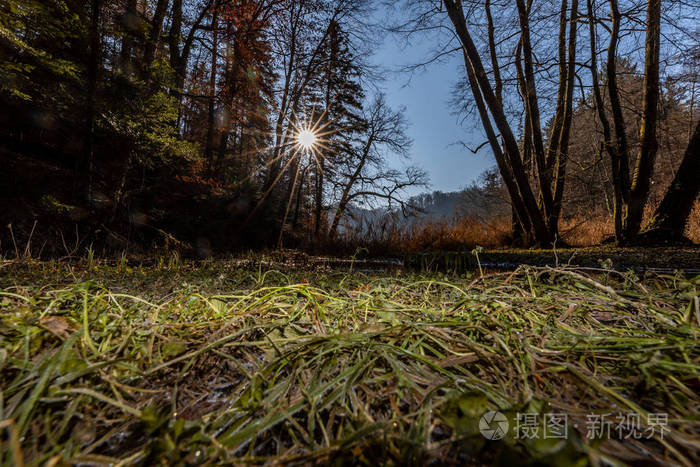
top-left (238, 102), bottom-right (348, 241)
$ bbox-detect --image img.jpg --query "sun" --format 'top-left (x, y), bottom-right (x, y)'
top-left (297, 128), bottom-right (317, 149)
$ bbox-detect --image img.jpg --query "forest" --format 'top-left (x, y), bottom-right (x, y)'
top-left (1, 0), bottom-right (696, 255)
top-left (1, 0), bottom-right (699, 465)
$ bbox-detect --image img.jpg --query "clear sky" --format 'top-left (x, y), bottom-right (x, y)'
top-left (369, 25), bottom-right (495, 197)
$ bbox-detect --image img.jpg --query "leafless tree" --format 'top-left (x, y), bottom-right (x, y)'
top-left (328, 94), bottom-right (428, 239)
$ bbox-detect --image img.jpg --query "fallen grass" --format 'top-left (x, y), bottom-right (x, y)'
top-left (0, 260), bottom-right (698, 465)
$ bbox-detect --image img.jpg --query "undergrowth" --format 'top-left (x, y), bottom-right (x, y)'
top-left (0, 260), bottom-right (698, 465)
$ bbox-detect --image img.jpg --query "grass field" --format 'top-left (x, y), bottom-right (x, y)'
top-left (0, 259), bottom-right (698, 465)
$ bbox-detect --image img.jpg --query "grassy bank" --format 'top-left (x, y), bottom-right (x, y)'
top-left (0, 260), bottom-right (698, 465)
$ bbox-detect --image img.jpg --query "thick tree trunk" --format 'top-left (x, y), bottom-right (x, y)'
top-left (624, 0), bottom-right (661, 238)
top-left (642, 119), bottom-right (700, 238)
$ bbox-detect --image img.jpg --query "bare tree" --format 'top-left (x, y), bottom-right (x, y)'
top-left (442, 0), bottom-right (579, 245)
top-left (328, 94), bottom-right (428, 239)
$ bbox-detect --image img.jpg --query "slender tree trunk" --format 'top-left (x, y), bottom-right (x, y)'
top-left (169, 0), bottom-right (213, 134)
top-left (643, 119), bottom-right (700, 238)
top-left (488, 0), bottom-right (525, 244)
top-left (205, 7), bottom-right (219, 169)
top-left (215, 26), bottom-right (235, 178)
top-left (485, 0), bottom-right (502, 104)
top-left (77, 0), bottom-right (101, 202)
top-left (264, 5), bottom-right (300, 195)
top-left (444, 0), bottom-right (551, 245)
top-left (119, 0), bottom-right (137, 72)
top-left (623, 0), bottom-right (661, 238)
top-left (545, 0), bottom-right (569, 174)
top-left (468, 48), bottom-right (533, 242)
top-left (515, 0), bottom-right (554, 225)
top-left (329, 137), bottom-right (373, 240)
top-left (606, 0), bottom-right (632, 243)
top-left (292, 167), bottom-right (307, 229)
top-left (142, 0), bottom-right (169, 77)
top-left (315, 23), bottom-right (338, 239)
top-left (550, 0), bottom-right (578, 232)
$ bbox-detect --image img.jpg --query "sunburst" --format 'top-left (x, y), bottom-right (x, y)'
top-left (297, 128), bottom-right (317, 149)
top-left (240, 104), bottom-right (350, 247)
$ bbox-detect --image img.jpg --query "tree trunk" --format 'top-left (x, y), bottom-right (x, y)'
top-left (315, 22), bottom-right (338, 239)
top-left (606, 0), bottom-right (632, 243)
top-left (119, 0), bottom-right (138, 72)
top-left (623, 0), bottom-right (661, 238)
top-left (515, 0), bottom-right (554, 225)
top-left (169, 0), bottom-right (213, 134)
top-left (642, 119), bottom-right (700, 238)
top-left (550, 0), bottom-right (578, 232)
top-left (484, 0), bottom-right (502, 104)
top-left (328, 138), bottom-right (372, 241)
top-left (76, 0), bottom-right (101, 202)
top-left (444, 0), bottom-right (551, 245)
top-left (142, 0), bottom-right (169, 77)
top-left (467, 48), bottom-right (533, 243)
top-left (545, 0), bottom-right (569, 175)
top-left (205, 6), bottom-right (219, 169)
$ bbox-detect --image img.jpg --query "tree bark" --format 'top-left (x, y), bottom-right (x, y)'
top-left (515, 0), bottom-right (554, 225)
top-left (624, 0), bottom-right (661, 238)
top-left (205, 6), bottom-right (220, 168)
top-left (76, 0), bottom-right (101, 202)
top-left (142, 0), bottom-right (169, 78)
top-left (119, 0), bottom-right (138, 72)
top-left (643, 119), bottom-right (700, 238)
top-left (606, 0), bottom-right (632, 243)
top-left (550, 0), bottom-right (578, 232)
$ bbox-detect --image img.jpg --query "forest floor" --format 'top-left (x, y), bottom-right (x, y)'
top-left (0, 259), bottom-right (698, 465)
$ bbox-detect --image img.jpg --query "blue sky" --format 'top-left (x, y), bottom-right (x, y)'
top-left (369, 28), bottom-right (495, 197)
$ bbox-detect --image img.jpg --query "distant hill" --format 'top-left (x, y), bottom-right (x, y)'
top-left (336, 180), bottom-right (510, 235)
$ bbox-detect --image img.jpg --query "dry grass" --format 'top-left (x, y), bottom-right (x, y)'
top-left (341, 201), bottom-right (700, 253)
top-left (0, 260), bottom-right (698, 465)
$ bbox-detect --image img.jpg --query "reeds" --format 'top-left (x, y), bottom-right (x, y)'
top-left (0, 261), bottom-right (698, 465)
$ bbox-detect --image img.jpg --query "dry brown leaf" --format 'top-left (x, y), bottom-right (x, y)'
top-left (39, 316), bottom-right (72, 337)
